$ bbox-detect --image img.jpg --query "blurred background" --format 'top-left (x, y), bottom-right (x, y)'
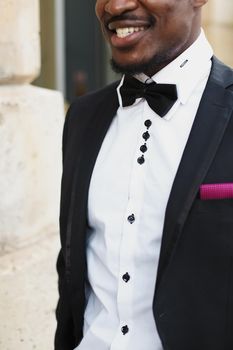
top-left (0, 1), bottom-right (232, 349)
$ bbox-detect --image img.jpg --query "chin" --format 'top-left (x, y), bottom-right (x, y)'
top-left (111, 49), bottom-right (176, 76)
top-left (111, 58), bottom-right (151, 75)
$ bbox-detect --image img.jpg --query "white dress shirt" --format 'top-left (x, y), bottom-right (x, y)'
top-left (75, 30), bottom-right (213, 350)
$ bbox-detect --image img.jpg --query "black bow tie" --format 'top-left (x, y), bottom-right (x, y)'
top-left (120, 75), bottom-right (178, 117)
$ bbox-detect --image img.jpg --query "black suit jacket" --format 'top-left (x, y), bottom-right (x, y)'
top-left (55, 57), bottom-right (233, 350)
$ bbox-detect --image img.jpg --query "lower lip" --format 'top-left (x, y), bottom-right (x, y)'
top-left (109, 29), bottom-right (148, 49)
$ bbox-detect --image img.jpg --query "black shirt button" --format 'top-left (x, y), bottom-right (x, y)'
top-left (142, 131), bottom-right (150, 141)
top-left (127, 214), bottom-right (135, 224)
top-left (140, 144), bottom-right (147, 153)
top-left (121, 325), bottom-right (129, 335)
top-left (144, 119), bottom-right (152, 128)
top-left (122, 272), bottom-right (130, 283)
top-left (137, 155), bottom-right (145, 164)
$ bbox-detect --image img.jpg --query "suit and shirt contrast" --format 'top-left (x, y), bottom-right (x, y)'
top-left (55, 32), bottom-right (233, 350)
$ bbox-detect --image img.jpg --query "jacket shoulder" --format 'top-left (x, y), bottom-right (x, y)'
top-left (63, 80), bottom-right (120, 146)
top-left (68, 80), bottom-right (120, 118)
top-left (212, 56), bottom-right (233, 90)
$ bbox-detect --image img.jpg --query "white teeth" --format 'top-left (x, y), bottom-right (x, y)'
top-left (115, 26), bottom-right (145, 38)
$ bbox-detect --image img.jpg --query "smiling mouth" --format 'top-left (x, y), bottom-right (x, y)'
top-left (106, 17), bottom-right (152, 39)
top-left (112, 26), bottom-right (147, 38)
top-left (104, 16), bottom-right (154, 49)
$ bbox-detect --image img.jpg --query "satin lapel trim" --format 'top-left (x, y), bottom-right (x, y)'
top-left (67, 88), bottom-right (119, 278)
top-left (156, 76), bottom-right (233, 292)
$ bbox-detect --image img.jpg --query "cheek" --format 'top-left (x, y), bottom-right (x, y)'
top-left (95, 0), bottom-right (105, 20)
top-left (142, 0), bottom-right (176, 12)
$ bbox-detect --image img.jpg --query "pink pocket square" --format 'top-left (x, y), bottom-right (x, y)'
top-left (200, 183), bottom-right (233, 200)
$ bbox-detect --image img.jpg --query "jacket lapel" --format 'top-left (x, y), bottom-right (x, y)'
top-left (156, 58), bottom-right (233, 291)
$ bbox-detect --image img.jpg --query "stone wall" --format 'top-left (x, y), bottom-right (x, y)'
top-left (0, 1), bottom-right (64, 348)
top-left (0, 0), bottom-right (40, 84)
top-left (0, 0), bottom-right (64, 252)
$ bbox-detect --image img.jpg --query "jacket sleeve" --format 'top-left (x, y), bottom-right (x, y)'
top-left (55, 250), bottom-right (76, 350)
top-left (54, 106), bottom-right (76, 350)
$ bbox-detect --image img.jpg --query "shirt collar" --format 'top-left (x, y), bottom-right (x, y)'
top-left (117, 29), bottom-right (213, 108)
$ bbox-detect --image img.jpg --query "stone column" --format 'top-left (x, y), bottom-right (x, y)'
top-left (0, 0), bottom-right (64, 252)
top-left (203, 0), bottom-right (233, 67)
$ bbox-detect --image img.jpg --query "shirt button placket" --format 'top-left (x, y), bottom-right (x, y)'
top-left (137, 119), bottom-right (152, 165)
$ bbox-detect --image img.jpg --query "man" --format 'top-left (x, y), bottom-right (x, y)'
top-left (55, 0), bottom-right (233, 349)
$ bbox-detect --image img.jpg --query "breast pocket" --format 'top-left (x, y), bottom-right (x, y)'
top-left (195, 198), bottom-right (233, 220)
top-left (184, 198), bottom-right (233, 257)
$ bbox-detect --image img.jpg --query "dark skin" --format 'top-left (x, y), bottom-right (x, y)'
top-left (95, 0), bottom-right (208, 76)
